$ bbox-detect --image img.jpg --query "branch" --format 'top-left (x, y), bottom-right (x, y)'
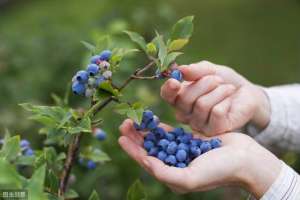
top-left (58, 61), bottom-right (155, 197)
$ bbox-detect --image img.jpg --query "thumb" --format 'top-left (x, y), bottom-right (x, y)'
top-left (178, 61), bottom-right (217, 81)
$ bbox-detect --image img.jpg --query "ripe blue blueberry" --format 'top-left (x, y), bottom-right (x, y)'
top-left (190, 146), bottom-right (201, 157)
top-left (72, 81), bottom-right (86, 96)
top-left (176, 149), bottom-right (187, 162)
top-left (75, 70), bottom-right (89, 83)
top-left (24, 148), bottom-right (34, 156)
top-left (133, 122), bottom-right (142, 131)
top-left (177, 143), bottom-right (189, 152)
top-left (20, 139), bottom-right (30, 148)
top-left (99, 50), bottom-right (112, 61)
top-left (146, 118), bottom-right (159, 130)
top-left (148, 147), bottom-right (159, 156)
top-left (176, 162), bottom-right (187, 168)
top-left (165, 155), bottom-right (177, 166)
top-left (87, 160), bottom-right (97, 170)
top-left (166, 141), bottom-right (177, 155)
top-left (172, 127), bottom-right (184, 137)
top-left (153, 127), bottom-right (166, 139)
top-left (144, 141), bottom-right (155, 151)
top-left (210, 138), bottom-right (222, 149)
top-left (165, 132), bottom-right (175, 141)
top-left (158, 139), bottom-right (169, 150)
top-left (157, 151), bottom-right (167, 161)
top-left (200, 141), bottom-right (212, 153)
top-left (90, 55), bottom-right (101, 64)
top-left (145, 132), bottom-right (156, 142)
top-left (178, 133), bottom-right (192, 144)
top-left (190, 139), bottom-right (199, 147)
top-left (143, 110), bottom-right (154, 122)
top-left (170, 69), bottom-right (183, 81)
top-left (87, 64), bottom-right (100, 76)
top-left (94, 128), bottom-right (107, 141)
top-left (79, 158), bottom-right (84, 165)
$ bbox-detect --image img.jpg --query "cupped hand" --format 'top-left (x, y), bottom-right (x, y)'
top-left (160, 61), bottom-right (271, 136)
top-left (118, 119), bottom-right (281, 199)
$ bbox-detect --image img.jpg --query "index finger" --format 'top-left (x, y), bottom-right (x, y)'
top-left (179, 61), bottom-right (217, 81)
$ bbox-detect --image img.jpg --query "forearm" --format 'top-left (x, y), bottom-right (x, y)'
top-left (247, 84), bottom-right (300, 151)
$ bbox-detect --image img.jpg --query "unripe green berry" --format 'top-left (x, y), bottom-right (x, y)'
top-left (146, 43), bottom-right (157, 56)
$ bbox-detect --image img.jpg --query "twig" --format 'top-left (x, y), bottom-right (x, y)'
top-left (58, 61), bottom-right (155, 197)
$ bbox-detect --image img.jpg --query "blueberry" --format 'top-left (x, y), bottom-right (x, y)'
top-left (87, 64), bottom-right (100, 76)
top-left (177, 143), bottom-right (189, 152)
top-left (99, 61), bottom-right (110, 70)
top-left (143, 110), bottom-right (154, 122)
top-left (190, 139), bottom-right (199, 147)
top-left (90, 55), bottom-right (101, 64)
top-left (155, 69), bottom-right (164, 79)
top-left (94, 128), bottom-right (107, 141)
top-left (200, 141), bottom-right (212, 153)
top-left (20, 139), bottom-right (30, 148)
top-left (172, 127), bottom-right (184, 137)
top-left (190, 146), bottom-right (201, 157)
top-left (176, 162), bottom-right (187, 168)
top-left (144, 141), bottom-right (155, 151)
top-left (24, 148), bottom-right (34, 156)
top-left (176, 150), bottom-right (187, 162)
top-left (170, 69), bottom-right (183, 81)
top-left (146, 119), bottom-right (159, 130)
top-left (166, 141), bottom-right (177, 155)
top-left (158, 139), bottom-right (169, 150)
top-left (72, 81), bottom-right (86, 96)
top-left (165, 132), bottom-right (175, 141)
top-left (78, 158), bottom-right (84, 165)
top-left (133, 122), bottom-right (142, 131)
top-left (179, 133), bottom-right (192, 144)
top-left (210, 138), bottom-right (222, 149)
top-left (85, 88), bottom-right (94, 97)
top-left (95, 76), bottom-right (105, 87)
top-left (99, 50), bottom-right (112, 61)
top-left (157, 151), bottom-right (167, 161)
top-left (75, 70), bottom-right (89, 83)
top-left (165, 155), bottom-right (177, 166)
top-left (145, 132), bottom-right (156, 142)
top-left (87, 160), bottom-right (97, 170)
top-left (148, 147), bottom-right (159, 156)
top-left (153, 127), bottom-right (166, 138)
top-left (102, 70), bottom-right (112, 79)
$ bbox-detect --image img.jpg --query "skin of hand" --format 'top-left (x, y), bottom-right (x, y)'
top-left (118, 119), bottom-right (282, 199)
top-left (160, 61), bottom-right (271, 136)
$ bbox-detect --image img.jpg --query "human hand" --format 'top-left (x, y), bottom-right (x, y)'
top-left (118, 119), bottom-right (281, 198)
top-left (160, 61), bottom-right (271, 135)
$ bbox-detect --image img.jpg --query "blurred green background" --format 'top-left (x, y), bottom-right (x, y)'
top-left (0, 0), bottom-right (300, 199)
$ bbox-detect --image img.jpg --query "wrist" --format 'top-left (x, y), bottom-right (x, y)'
top-left (251, 86), bottom-right (271, 131)
top-left (238, 140), bottom-right (282, 198)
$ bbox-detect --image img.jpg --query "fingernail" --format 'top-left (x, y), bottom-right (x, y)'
top-left (169, 80), bottom-right (178, 90)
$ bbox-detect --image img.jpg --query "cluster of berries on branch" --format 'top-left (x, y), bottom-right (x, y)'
top-left (72, 50), bottom-right (112, 97)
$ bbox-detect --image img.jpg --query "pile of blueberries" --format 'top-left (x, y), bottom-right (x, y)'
top-left (0, 139), bottom-right (34, 157)
top-left (134, 110), bottom-right (222, 168)
top-left (78, 128), bottom-right (107, 170)
top-left (72, 50), bottom-right (112, 97)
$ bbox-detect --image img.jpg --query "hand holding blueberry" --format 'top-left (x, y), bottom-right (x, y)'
top-left (160, 61), bottom-right (271, 136)
top-left (119, 119), bottom-right (281, 199)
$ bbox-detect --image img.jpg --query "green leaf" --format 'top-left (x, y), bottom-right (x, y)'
top-left (69, 117), bottom-right (91, 134)
top-left (156, 32), bottom-right (167, 68)
top-left (170, 16), bottom-right (194, 40)
top-left (127, 180), bottom-right (147, 200)
top-left (146, 42), bottom-right (157, 56)
top-left (114, 103), bottom-right (131, 115)
top-left (167, 39), bottom-right (189, 52)
top-left (64, 189), bottom-right (79, 199)
top-left (81, 41), bottom-right (96, 54)
top-left (25, 164), bottom-right (47, 200)
top-left (162, 52), bottom-right (183, 71)
top-left (15, 155), bottom-right (35, 166)
top-left (88, 190), bottom-right (100, 200)
top-left (98, 81), bottom-right (120, 97)
top-left (124, 31), bottom-right (147, 51)
top-left (81, 147), bottom-right (111, 163)
top-left (45, 170), bottom-right (59, 193)
top-left (0, 159), bottom-right (22, 189)
top-left (0, 135), bottom-right (21, 161)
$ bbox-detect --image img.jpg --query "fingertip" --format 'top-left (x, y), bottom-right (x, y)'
top-left (119, 119), bottom-right (133, 132)
top-left (166, 78), bottom-right (181, 91)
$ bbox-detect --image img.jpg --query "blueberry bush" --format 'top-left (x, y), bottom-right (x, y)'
top-left (0, 16), bottom-right (221, 200)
